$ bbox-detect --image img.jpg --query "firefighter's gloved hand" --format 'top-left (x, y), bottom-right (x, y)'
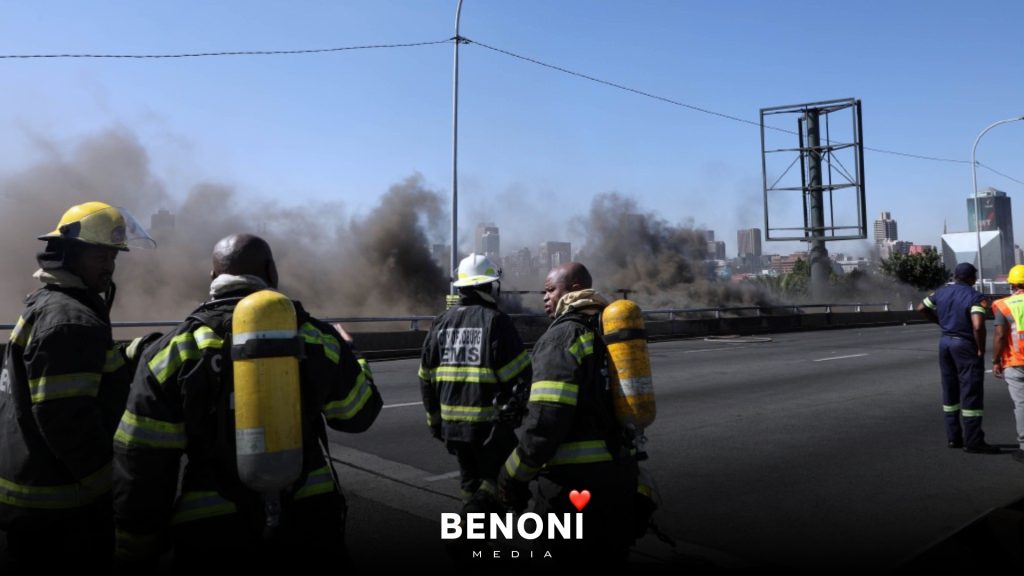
top-left (497, 467), bottom-right (530, 513)
top-left (126, 332), bottom-right (163, 362)
top-left (331, 322), bottom-right (354, 344)
top-left (428, 412), bottom-right (443, 441)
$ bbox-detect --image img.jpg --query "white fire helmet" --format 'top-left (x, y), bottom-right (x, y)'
top-left (452, 253), bottom-right (501, 288)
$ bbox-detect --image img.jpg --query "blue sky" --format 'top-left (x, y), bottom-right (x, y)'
top-left (1, 1), bottom-right (1022, 260)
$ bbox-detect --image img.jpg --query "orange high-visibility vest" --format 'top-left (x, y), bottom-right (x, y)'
top-left (994, 293), bottom-right (1024, 367)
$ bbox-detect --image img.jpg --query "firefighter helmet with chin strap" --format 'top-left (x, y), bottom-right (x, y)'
top-left (38, 201), bottom-right (155, 251)
top-left (1008, 265), bottom-right (1024, 286)
top-left (452, 253), bottom-right (501, 288)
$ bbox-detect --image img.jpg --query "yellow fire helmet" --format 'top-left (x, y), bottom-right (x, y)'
top-left (1008, 265), bottom-right (1024, 286)
top-left (38, 201), bottom-right (156, 251)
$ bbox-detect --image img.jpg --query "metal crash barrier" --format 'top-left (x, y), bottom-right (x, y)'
top-left (0, 302), bottom-right (923, 361)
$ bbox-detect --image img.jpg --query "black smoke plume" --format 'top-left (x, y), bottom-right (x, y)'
top-left (575, 193), bottom-right (776, 309)
top-left (0, 130), bottom-right (450, 324)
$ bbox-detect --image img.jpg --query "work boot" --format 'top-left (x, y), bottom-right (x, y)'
top-left (963, 443), bottom-right (1000, 454)
top-left (947, 440), bottom-right (963, 449)
top-left (462, 490), bottom-right (501, 515)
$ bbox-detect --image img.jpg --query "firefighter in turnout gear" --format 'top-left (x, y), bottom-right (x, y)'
top-left (112, 234), bottom-right (382, 572)
top-left (0, 202), bottom-right (156, 572)
top-left (498, 262), bottom-right (637, 564)
top-left (419, 253), bottom-right (532, 513)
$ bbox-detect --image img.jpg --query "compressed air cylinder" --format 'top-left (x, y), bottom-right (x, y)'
top-left (602, 299), bottom-right (656, 428)
top-left (232, 290), bottom-right (303, 493)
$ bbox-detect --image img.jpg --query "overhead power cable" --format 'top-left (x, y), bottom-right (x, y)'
top-left (0, 39), bottom-right (452, 59)
top-left (2, 35), bottom-right (1019, 186)
top-left (465, 38), bottom-right (1022, 185)
top-left (976, 162), bottom-right (1024, 186)
top-left (466, 37), bottom-right (775, 132)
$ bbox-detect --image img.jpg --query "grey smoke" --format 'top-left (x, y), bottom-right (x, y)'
top-left (574, 192), bottom-right (776, 309)
top-left (0, 130), bottom-right (451, 323)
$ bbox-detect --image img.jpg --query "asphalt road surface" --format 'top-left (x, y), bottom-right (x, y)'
top-left (331, 323), bottom-right (1024, 571)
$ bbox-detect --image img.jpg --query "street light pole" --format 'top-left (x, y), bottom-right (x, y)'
top-left (450, 0), bottom-right (465, 296)
top-left (971, 115), bottom-right (1024, 292)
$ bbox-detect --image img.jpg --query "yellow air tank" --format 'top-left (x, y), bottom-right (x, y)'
top-left (602, 299), bottom-right (656, 428)
top-left (232, 290), bottom-right (303, 493)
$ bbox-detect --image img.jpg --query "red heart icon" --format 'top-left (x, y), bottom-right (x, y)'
top-left (568, 489), bottom-right (591, 511)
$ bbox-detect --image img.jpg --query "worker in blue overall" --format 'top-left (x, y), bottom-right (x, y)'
top-left (917, 262), bottom-right (999, 454)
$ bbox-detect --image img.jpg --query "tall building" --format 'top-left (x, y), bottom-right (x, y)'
top-left (502, 247), bottom-right (537, 286)
top-left (737, 228), bottom-right (762, 259)
top-left (878, 239), bottom-right (912, 260)
top-left (703, 230), bottom-right (715, 242)
top-left (967, 188), bottom-right (1014, 276)
top-left (474, 222), bottom-right (500, 259)
top-left (769, 252), bottom-right (808, 275)
top-left (538, 241), bottom-right (572, 271)
top-left (706, 240), bottom-right (726, 260)
top-left (873, 211), bottom-right (898, 245)
top-left (150, 209), bottom-right (175, 235)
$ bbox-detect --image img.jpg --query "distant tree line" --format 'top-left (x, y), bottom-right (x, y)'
top-left (745, 248), bottom-right (948, 302)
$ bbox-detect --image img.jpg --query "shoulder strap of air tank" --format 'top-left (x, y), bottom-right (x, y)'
top-left (184, 300), bottom-right (258, 510)
top-left (186, 297), bottom-right (244, 335)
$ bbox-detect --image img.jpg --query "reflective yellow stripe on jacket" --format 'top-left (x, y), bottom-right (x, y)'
top-left (300, 323), bottom-right (341, 364)
top-left (503, 449), bottom-right (540, 482)
top-left (148, 327), bottom-right (224, 385)
top-left (547, 440), bottom-right (614, 466)
top-left (0, 462), bottom-right (110, 509)
top-left (324, 363), bottom-right (373, 421)
top-left (28, 372), bottom-right (101, 403)
top-left (114, 410), bottom-right (186, 450)
top-left (171, 491), bottom-right (238, 525)
top-left (496, 350), bottom-right (531, 383)
top-left (528, 380), bottom-right (579, 405)
top-left (9, 316), bottom-right (31, 348)
top-left (148, 332), bottom-right (200, 385)
top-left (440, 403), bottom-right (496, 423)
top-left (568, 333), bottom-right (594, 364)
top-left (294, 466), bottom-right (335, 500)
top-left (434, 365), bottom-right (498, 384)
top-left (192, 325), bottom-right (224, 350)
top-left (0, 476), bottom-right (82, 509)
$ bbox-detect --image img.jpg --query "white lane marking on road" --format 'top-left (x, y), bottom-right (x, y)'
top-left (683, 345), bottom-right (751, 354)
top-left (812, 353), bottom-right (869, 362)
top-left (424, 470), bottom-right (461, 482)
top-left (382, 401), bottom-right (422, 409)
